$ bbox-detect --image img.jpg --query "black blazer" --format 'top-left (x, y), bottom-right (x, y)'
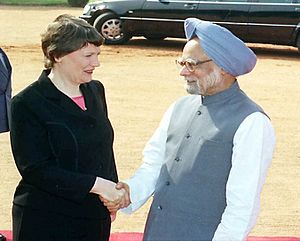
top-left (10, 69), bottom-right (118, 218)
top-left (0, 48), bottom-right (12, 133)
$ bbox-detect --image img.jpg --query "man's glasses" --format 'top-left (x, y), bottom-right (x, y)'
top-left (175, 58), bottom-right (212, 72)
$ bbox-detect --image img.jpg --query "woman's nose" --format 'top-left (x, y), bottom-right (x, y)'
top-left (92, 57), bottom-right (100, 67)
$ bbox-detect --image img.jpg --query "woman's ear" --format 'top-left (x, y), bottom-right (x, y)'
top-left (54, 56), bottom-right (62, 63)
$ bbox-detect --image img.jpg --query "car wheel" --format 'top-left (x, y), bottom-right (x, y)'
top-left (93, 12), bottom-right (131, 45)
top-left (144, 35), bottom-right (166, 41)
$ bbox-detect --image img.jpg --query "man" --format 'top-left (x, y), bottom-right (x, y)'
top-left (0, 47), bottom-right (12, 134)
top-left (0, 47), bottom-right (11, 241)
top-left (105, 18), bottom-right (276, 241)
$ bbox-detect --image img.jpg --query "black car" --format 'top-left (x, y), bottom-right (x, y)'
top-left (80, 0), bottom-right (300, 52)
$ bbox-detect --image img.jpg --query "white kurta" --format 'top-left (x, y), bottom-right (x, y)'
top-left (123, 96), bottom-right (276, 241)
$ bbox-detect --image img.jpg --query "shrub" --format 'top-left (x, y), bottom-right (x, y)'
top-left (68, 0), bottom-right (89, 7)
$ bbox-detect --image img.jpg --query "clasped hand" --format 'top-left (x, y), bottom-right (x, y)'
top-left (90, 177), bottom-right (131, 220)
top-left (99, 181), bottom-right (130, 213)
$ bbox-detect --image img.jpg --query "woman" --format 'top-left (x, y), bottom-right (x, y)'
top-left (0, 47), bottom-right (12, 134)
top-left (10, 14), bottom-right (126, 241)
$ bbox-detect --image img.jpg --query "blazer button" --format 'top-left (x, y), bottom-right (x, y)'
top-left (186, 133), bottom-right (191, 139)
top-left (166, 181), bottom-right (170, 186)
top-left (174, 157), bottom-right (180, 162)
top-left (197, 110), bottom-right (202, 115)
top-left (157, 205), bottom-right (162, 210)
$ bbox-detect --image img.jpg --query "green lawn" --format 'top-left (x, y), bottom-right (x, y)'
top-left (0, 0), bottom-right (94, 5)
top-left (0, 0), bottom-right (68, 5)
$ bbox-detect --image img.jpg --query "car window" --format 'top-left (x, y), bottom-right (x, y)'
top-left (200, 0), bottom-right (248, 2)
top-left (253, 0), bottom-right (292, 3)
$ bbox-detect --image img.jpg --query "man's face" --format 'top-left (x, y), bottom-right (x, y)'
top-left (179, 38), bottom-right (222, 96)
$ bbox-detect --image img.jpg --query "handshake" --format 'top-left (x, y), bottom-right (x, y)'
top-left (91, 177), bottom-right (131, 219)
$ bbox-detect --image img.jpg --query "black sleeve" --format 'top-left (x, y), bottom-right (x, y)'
top-left (10, 96), bottom-right (96, 203)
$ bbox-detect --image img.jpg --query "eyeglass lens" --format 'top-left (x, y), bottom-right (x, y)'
top-left (176, 58), bottom-right (212, 72)
top-left (176, 59), bottom-right (197, 72)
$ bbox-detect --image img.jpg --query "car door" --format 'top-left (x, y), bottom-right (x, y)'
top-left (195, 0), bottom-right (251, 41)
top-left (137, 0), bottom-right (200, 38)
top-left (247, 0), bottom-right (300, 45)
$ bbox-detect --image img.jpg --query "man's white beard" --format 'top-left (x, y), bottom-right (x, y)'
top-left (184, 81), bottom-right (200, 95)
top-left (184, 69), bottom-right (222, 95)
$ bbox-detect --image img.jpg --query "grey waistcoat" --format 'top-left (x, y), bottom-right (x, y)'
top-left (143, 82), bottom-right (264, 241)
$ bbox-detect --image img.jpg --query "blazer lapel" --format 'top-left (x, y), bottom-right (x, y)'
top-left (0, 56), bottom-right (9, 79)
top-left (36, 69), bottom-right (95, 118)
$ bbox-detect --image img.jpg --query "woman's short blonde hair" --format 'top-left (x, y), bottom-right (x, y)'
top-left (41, 14), bottom-right (104, 69)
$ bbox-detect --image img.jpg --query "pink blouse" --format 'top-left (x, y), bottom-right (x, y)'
top-left (71, 96), bottom-right (87, 111)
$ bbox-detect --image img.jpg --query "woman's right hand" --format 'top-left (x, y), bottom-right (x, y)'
top-left (98, 181), bottom-right (131, 213)
top-left (90, 177), bottom-right (125, 203)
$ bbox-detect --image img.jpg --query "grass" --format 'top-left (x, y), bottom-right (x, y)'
top-left (0, 0), bottom-right (94, 5)
top-left (0, 0), bottom-right (69, 5)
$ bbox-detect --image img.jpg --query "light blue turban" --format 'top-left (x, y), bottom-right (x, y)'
top-left (184, 18), bottom-right (257, 77)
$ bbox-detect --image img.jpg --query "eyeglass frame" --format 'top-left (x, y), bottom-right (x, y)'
top-left (175, 58), bottom-right (212, 72)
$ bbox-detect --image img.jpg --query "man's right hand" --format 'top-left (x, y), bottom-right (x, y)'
top-left (100, 181), bottom-right (131, 213)
top-left (116, 181), bottom-right (131, 208)
top-left (90, 177), bottom-right (125, 203)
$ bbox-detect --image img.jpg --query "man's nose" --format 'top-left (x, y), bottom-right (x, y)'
top-left (179, 65), bottom-right (191, 76)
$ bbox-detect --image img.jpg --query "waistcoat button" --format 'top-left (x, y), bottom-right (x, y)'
top-left (175, 157), bottom-right (180, 162)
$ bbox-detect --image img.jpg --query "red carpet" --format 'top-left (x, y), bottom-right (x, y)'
top-left (1, 231), bottom-right (299, 241)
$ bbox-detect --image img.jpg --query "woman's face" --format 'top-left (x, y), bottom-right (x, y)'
top-left (56, 43), bottom-right (100, 85)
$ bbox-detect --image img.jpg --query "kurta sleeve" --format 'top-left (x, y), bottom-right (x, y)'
top-left (213, 112), bottom-right (276, 241)
top-left (122, 103), bottom-right (175, 214)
